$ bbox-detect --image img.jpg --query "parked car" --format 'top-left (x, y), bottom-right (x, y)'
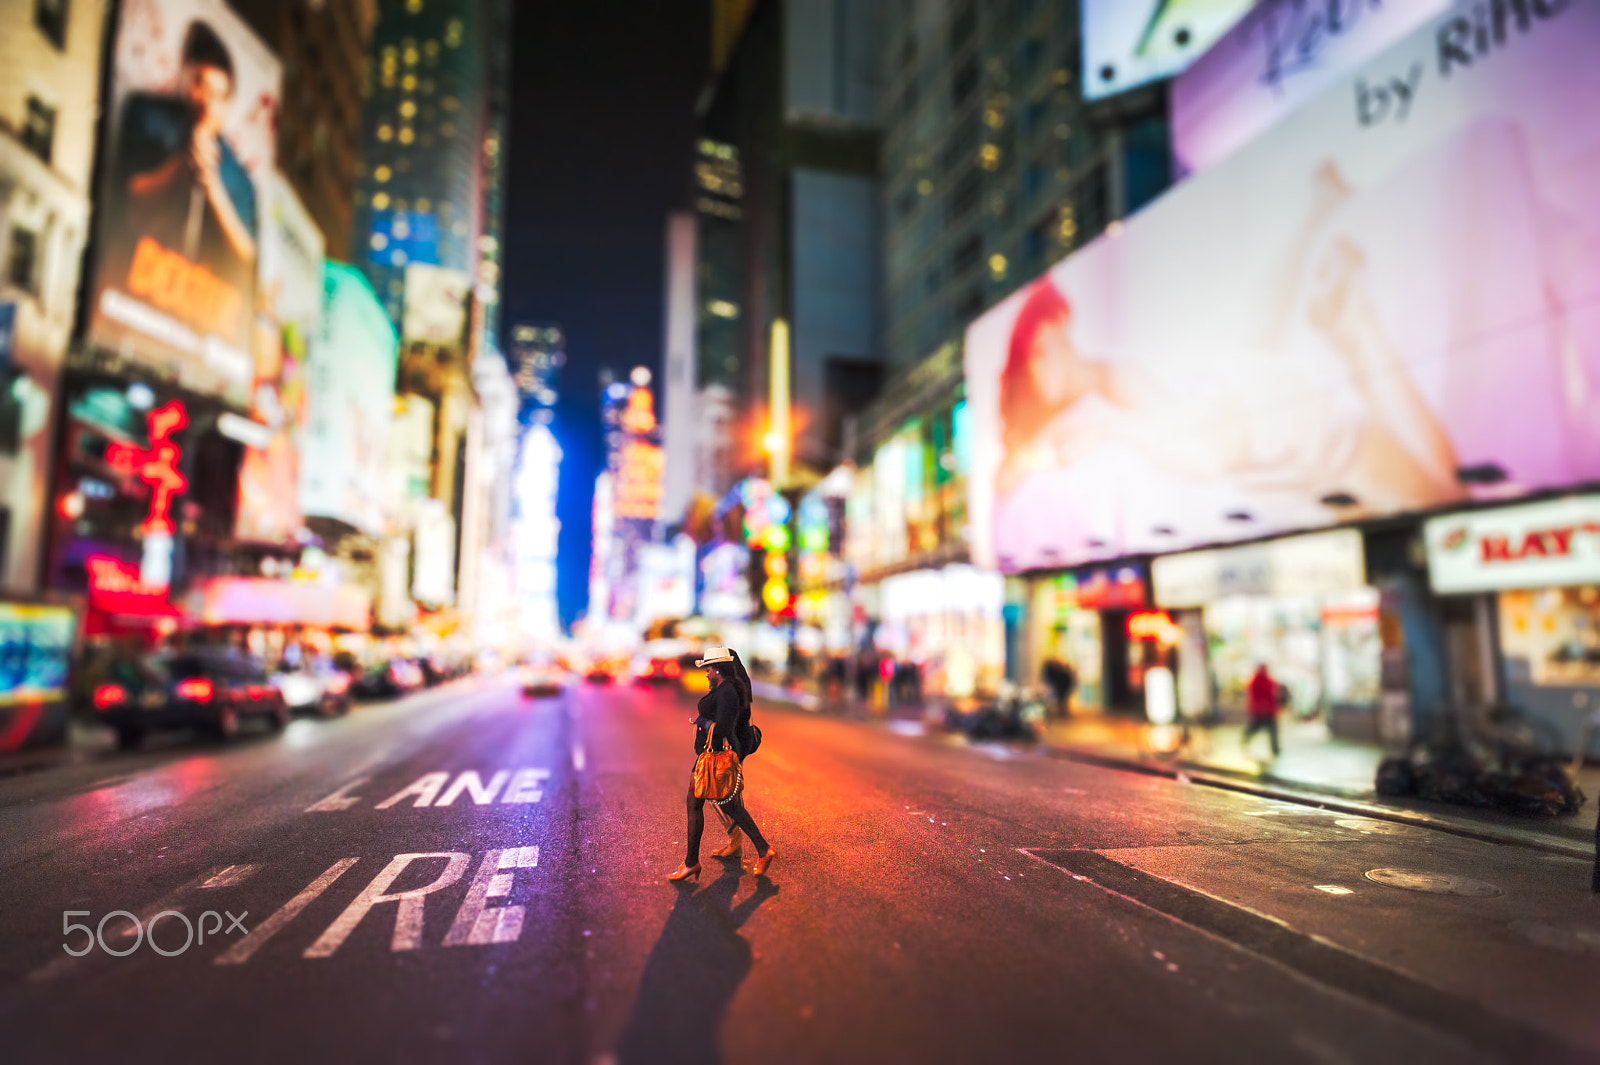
top-left (270, 655), bottom-right (353, 718)
top-left (582, 658), bottom-right (618, 685)
top-left (520, 663), bottom-right (565, 698)
top-left (94, 649), bottom-right (289, 749)
top-left (631, 639), bottom-right (693, 685)
top-left (676, 651), bottom-right (712, 694)
top-left (630, 654), bottom-right (682, 685)
top-left (351, 657), bottom-right (426, 700)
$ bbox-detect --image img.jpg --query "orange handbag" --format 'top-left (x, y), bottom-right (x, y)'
top-left (693, 724), bottom-right (743, 804)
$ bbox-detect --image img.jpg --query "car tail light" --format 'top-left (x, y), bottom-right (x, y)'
top-left (93, 684), bottom-right (127, 710)
top-left (665, 660), bottom-right (681, 678)
top-left (175, 678), bottom-right (214, 701)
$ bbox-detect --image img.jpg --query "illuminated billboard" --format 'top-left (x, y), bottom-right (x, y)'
top-left (237, 173), bottom-right (323, 543)
top-left (1172, 0), bottom-right (1449, 176)
top-left (402, 263), bottom-right (470, 346)
top-left (299, 264), bottom-right (398, 534)
top-left (87, 0), bottom-right (281, 406)
top-left (0, 603), bottom-right (75, 707)
top-left (967, 3), bottom-right (1600, 573)
top-left (1082, 0), bottom-right (1252, 101)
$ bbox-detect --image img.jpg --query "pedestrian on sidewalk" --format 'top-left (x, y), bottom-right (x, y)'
top-left (1041, 655), bottom-right (1076, 718)
top-left (669, 647), bottom-right (777, 883)
top-left (1243, 663), bottom-right (1282, 759)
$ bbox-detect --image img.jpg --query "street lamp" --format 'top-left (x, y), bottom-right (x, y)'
top-left (767, 318), bottom-right (790, 486)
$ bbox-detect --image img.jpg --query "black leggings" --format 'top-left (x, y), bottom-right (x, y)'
top-left (686, 782), bottom-right (768, 865)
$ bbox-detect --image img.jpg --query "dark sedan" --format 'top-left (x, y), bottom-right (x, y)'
top-left (94, 649), bottom-right (290, 749)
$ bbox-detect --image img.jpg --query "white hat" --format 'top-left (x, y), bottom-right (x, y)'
top-left (695, 646), bottom-right (734, 667)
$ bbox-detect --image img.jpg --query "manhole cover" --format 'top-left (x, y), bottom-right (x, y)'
top-left (1509, 920), bottom-right (1600, 955)
top-left (1334, 818), bottom-right (1413, 835)
top-left (1364, 868), bottom-right (1503, 896)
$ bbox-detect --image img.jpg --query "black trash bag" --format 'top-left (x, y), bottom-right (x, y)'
top-left (1486, 757), bottom-right (1586, 817)
top-left (1375, 756), bottom-right (1417, 798)
top-left (1411, 748), bottom-right (1494, 807)
top-left (942, 699), bottom-right (1038, 742)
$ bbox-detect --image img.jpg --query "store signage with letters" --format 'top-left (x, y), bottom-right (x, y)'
top-left (1425, 495), bottom-right (1600, 594)
top-left (1153, 530), bottom-right (1366, 608)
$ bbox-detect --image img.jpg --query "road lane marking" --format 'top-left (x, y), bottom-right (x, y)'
top-left (215, 858), bottom-right (359, 966)
top-left (572, 745), bottom-right (586, 772)
top-left (436, 770), bottom-right (510, 806)
top-left (306, 778), bottom-right (370, 812)
top-left (374, 772), bottom-right (450, 809)
top-left (304, 852), bottom-right (469, 957)
top-left (357, 769), bottom-right (551, 809)
top-left (502, 768), bottom-right (550, 803)
top-left (443, 847), bottom-right (540, 947)
top-left (201, 864), bottom-right (260, 888)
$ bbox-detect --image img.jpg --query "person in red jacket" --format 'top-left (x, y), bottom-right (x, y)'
top-left (1244, 664), bottom-right (1282, 758)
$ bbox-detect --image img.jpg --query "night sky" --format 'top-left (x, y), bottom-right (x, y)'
top-left (500, 2), bottom-right (709, 629)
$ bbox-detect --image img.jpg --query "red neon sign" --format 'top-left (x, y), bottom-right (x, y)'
top-left (140, 402), bottom-right (187, 535)
top-left (86, 555), bottom-right (167, 599)
top-left (103, 402), bottom-right (189, 534)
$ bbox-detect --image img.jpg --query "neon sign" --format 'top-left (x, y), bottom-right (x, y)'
top-left (140, 402), bottom-right (188, 534)
top-left (86, 555), bottom-right (167, 599)
top-left (1127, 610), bottom-right (1183, 647)
top-left (621, 388), bottom-right (657, 435)
top-left (103, 402), bottom-right (189, 535)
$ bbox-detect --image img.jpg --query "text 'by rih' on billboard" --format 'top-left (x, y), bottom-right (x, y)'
top-left (1081, 0), bottom-right (1254, 101)
top-left (87, 0), bottom-right (280, 406)
top-left (966, 2), bottom-right (1600, 574)
top-left (1172, 0), bottom-right (1454, 177)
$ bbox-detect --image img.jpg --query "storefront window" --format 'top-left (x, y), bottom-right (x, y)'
top-left (1499, 587), bottom-right (1600, 686)
top-left (1203, 589), bottom-right (1379, 716)
top-left (1028, 573), bottom-right (1104, 709)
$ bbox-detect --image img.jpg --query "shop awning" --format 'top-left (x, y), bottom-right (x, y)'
top-left (199, 578), bottom-right (371, 631)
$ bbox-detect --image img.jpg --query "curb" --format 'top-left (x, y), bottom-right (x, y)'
top-left (1042, 742), bottom-right (1593, 859)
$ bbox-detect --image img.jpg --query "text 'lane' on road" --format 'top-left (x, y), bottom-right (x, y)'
top-left (305, 769), bottom-right (552, 812)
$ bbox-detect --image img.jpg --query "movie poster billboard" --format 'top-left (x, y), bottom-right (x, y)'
top-left (88, 0), bottom-right (280, 406)
top-left (237, 172), bottom-right (323, 542)
top-left (967, 3), bottom-right (1600, 573)
top-left (1081, 0), bottom-right (1253, 101)
top-left (402, 263), bottom-right (471, 346)
top-left (1172, 0), bottom-right (1450, 177)
top-left (298, 264), bottom-right (398, 535)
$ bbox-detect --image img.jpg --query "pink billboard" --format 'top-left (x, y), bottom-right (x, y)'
top-left (965, 2), bottom-right (1600, 573)
top-left (1172, 0), bottom-right (1450, 176)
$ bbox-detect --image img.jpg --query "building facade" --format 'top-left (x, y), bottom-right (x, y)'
top-left (348, 0), bottom-right (513, 621)
top-left (0, 0), bottom-right (108, 594)
top-left (879, 0), bottom-right (1170, 372)
top-left (694, 0), bottom-right (886, 489)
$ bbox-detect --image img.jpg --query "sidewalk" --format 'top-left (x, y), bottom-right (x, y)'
top-left (752, 679), bottom-right (1599, 860)
top-left (1039, 709), bottom-right (1600, 859)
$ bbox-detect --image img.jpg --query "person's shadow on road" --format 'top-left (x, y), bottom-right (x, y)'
top-left (614, 863), bottom-right (779, 1065)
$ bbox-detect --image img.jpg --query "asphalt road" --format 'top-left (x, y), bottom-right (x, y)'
top-left (1, 675), bottom-right (1596, 1065)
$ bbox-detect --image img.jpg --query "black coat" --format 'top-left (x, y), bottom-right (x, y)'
top-left (694, 681), bottom-right (752, 758)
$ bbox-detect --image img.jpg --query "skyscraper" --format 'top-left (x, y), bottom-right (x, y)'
top-left (348, 0), bottom-right (513, 615)
top-left (693, 0), bottom-right (885, 484)
top-left (351, 0), bottom-right (491, 327)
top-left (236, 0), bottom-right (379, 258)
top-left (879, 0), bottom-right (1172, 370)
